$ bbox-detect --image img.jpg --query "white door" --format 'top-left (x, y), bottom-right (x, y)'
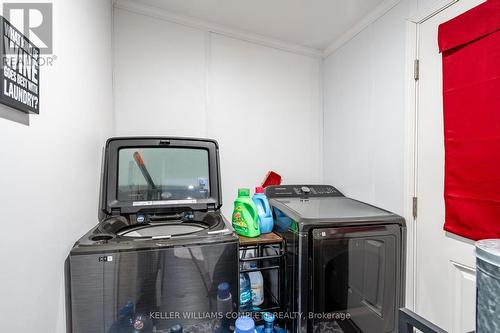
top-left (414, 1), bottom-right (486, 332)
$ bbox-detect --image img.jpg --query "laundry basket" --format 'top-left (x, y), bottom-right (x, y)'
top-left (476, 239), bottom-right (500, 333)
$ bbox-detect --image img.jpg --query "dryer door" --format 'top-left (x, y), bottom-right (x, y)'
top-left (311, 224), bottom-right (402, 333)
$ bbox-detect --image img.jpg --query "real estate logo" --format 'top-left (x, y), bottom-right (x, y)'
top-left (3, 2), bottom-right (53, 54)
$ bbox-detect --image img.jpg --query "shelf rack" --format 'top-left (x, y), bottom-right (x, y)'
top-left (238, 232), bottom-right (286, 316)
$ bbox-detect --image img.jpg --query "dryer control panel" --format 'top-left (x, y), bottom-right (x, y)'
top-left (265, 185), bottom-right (343, 198)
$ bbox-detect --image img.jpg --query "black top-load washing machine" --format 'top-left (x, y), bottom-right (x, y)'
top-left (266, 185), bottom-right (406, 333)
top-left (66, 137), bottom-right (239, 333)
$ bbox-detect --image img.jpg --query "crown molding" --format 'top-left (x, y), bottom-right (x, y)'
top-left (113, 0), bottom-right (323, 58)
top-left (323, 0), bottom-right (402, 57)
top-left (408, 0), bottom-right (459, 24)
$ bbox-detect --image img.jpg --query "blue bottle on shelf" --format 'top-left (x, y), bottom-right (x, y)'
top-left (256, 312), bottom-right (286, 333)
top-left (252, 187), bottom-right (274, 233)
top-left (239, 273), bottom-right (252, 311)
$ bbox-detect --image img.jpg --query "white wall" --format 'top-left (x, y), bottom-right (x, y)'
top-left (113, 9), bottom-right (207, 137)
top-left (322, 0), bottom-right (412, 215)
top-left (0, 0), bottom-right (114, 332)
top-left (114, 8), bottom-right (323, 217)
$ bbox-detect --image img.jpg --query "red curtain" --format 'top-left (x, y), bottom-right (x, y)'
top-left (438, 0), bottom-right (500, 240)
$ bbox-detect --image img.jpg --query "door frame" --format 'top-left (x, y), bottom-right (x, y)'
top-left (402, 0), bottom-right (461, 312)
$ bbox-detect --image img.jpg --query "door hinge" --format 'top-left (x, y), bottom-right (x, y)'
top-left (412, 197), bottom-right (418, 219)
top-left (414, 59), bottom-right (420, 81)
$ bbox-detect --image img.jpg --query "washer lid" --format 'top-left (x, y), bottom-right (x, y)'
top-left (271, 197), bottom-right (397, 222)
top-left (476, 239), bottom-right (500, 267)
top-left (100, 137), bottom-right (223, 216)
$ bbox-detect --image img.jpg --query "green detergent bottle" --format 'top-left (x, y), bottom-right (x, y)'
top-left (232, 188), bottom-right (261, 237)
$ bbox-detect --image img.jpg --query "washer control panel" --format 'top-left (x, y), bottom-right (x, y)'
top-left (265, 185), bottom-right (343, 198)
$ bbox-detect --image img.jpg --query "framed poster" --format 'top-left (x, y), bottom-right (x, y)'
top-left (0, 16), bottom-right (40, 114)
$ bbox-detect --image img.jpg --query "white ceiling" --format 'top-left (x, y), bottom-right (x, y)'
top-left (130, 0), bottom-right (387, 51)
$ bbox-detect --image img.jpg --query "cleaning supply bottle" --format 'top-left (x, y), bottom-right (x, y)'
top-left (235, 317), bottom-right (257, 333)
top-left (232, 188), bottom-right (260, 237)
top-left (252, 187), bottom-right (274, 233)
top-left (249, 262), bottom-right (264, 306)
top-left (216, 282), bottom-right (233, 333)
top-left (239, 272), bottom-right (252, 311)
top-left (256, 313), bottom-right (286, 333)
top-left (263, 312), bottom-right (275, 333)
top-left (108, 301), bottom-right (135, 333)
top-left (263, 312), bottom-right (276, 333)
top-left (243, 253), bottom-right (264, 307)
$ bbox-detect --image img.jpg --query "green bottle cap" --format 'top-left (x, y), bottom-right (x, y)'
top-left (238, 188), bottom-right (250, 197)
